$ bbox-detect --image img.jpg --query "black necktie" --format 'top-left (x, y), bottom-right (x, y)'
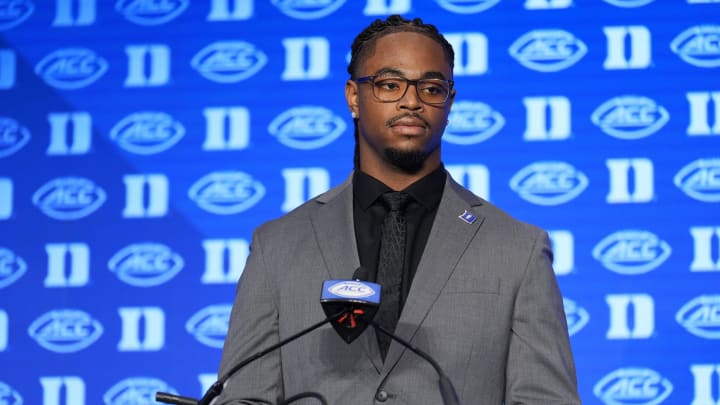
top-left (376, 191), bottom-right (411, 360)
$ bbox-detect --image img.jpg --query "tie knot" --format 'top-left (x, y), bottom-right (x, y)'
top-left (380, 191), bottom-right (411, 212)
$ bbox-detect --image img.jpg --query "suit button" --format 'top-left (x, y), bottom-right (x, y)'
top-left (376, 390), bottom-right (388, 402)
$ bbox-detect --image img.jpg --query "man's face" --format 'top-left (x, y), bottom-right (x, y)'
top-left (346, 31), bottom-right (455, 174)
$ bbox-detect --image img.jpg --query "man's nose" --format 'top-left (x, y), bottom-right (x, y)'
top-left (399, 82), bottom-right (422, 110)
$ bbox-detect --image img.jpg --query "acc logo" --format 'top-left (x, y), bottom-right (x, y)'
top-left (592, 230), bottom-right (671, 275)
top-left (602, 0), bottom-right (655, 7)
top-left (35, 48), bottom-right (108, 90)
top-left (185, 304), bottom-right (231, 348)
top-left (0, 0), bottom-right (34, 30)
top-left (28, 309), bottom-right (103, 353)
top-left (108, 243), bottom-right (184, 287)
top-left (509, 30), bottom-right (587, 72)
top-left (0, 381), bottom-right (22, 405)
top-left (671, 25), bottom-right (720, 68)
top-left (32, 176), bottom-right (106, 220)
top-left (673, 158), bottom-right (720, 202)
top-left (434, 0), bottom-right (500, 14)
top-left (104, 377), bottom-right (178, 405)
top-left (271, 0), bottom-right (346, 19)
top-left (328, 281), bottom-right (376, 299)
top-left (676, 295), bottom-right (720, 339)
top-left (591, 96), bottom-right (669, 140)
top-left (192, 41), bottom-right (267, 83)
top-left (444, 101), bottom-right (505, 145)
top-left (0, 117), bottom-right (30, 158)
top-left (110, 112), bottom-right (185, 154)
top-left (563, 298), bottom-right (589, 337)
top-left (189, 171), bottom-right (265, 215)
top-left (269, 106), bottom-right (345, 150)
top-left (509, 161), bottom-right (588, 205)
top-left (0, 247), bottom-right (27, 289)
top-left (115, 0), bottom-right (189, 25)
top-left (594, 368), bottom-right (672, 405)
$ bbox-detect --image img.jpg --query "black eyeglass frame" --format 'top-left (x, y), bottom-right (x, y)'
top-left (354, 75), bottom-right (454, 105)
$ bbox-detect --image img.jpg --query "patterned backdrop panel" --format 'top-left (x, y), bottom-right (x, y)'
top-left (0, 1), bottom-right (718, 404)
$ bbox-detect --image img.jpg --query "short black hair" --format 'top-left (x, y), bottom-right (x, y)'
top-left (347, 15), bottom-right (455, 79)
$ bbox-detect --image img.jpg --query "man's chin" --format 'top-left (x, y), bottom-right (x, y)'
top-left (385, 148), bottom-right (427, 174)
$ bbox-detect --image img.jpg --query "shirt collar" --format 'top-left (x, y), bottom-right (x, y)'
top-left (353, 165), bottom-right (446, 211)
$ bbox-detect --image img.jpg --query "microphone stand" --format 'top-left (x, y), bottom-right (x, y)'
top-left (156, 310), bottom-right (345, 405)
top-left (370, 320), bottom-right (461, 405)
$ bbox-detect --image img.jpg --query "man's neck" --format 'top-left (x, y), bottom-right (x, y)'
top-left (359, 161), bottom-right (442, 191)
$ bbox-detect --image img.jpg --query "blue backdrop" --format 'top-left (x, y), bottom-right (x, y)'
top-left (1, 1), bottom-right (719, 404)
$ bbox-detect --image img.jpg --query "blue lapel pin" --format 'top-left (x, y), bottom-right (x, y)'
top-left (458, 210), bottom-right (477, 224)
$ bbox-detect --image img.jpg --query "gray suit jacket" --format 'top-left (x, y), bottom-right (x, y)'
top-left (216, 174), bottom-right (580, 404)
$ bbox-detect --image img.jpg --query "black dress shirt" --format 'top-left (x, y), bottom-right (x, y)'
top-left (353, 166), bottom-right (446, 308)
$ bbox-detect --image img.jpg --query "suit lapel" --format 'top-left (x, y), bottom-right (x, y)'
top-left (310, 178), bottom-right (359, 280)
top-left (310, 176), bottom-right (383, 372)
top-left (381, 177), bottom-right (486, 372)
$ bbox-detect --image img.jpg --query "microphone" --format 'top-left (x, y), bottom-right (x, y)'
top-left (319, 275), bottom-right (380, 343)
top-left (323, 274), bottom-right (461, 405)
top-left (157, 271), bottom-right (460, 405)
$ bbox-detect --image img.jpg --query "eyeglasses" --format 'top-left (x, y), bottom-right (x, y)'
top-left (355, 75), bottom-right (454, 105)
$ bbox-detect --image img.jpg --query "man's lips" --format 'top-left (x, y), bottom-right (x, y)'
top-left (387, 114), bottom-right (430, 129)
top-left (392, 119), bottom-right (425, 127)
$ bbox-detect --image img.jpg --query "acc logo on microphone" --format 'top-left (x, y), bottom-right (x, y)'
top-left (28, 309), bottom-right (103, 353)
top-left (110, 112), bottom-right (186, 155)
top-left (591, 96), bottom-right (669, 140)
top-left (35, 48), bottom-right (108, 90)
top-left (671, 25), bottom-right (720, 68)
top-left (674, 158), bottom-right (720, 202)
top-left (108, 243), bottom-right (184, 287)
top-left (509, 30), bottom-right (587, 72)
top-left (563, 298), bottom-right (589, 337)
top-left (192, 41), bottom-right (267, 83)
top-left (0, 381), bottom-right (22, 405)
top-left (435, 0), bottom-right (500, 14)
top-left (185, 304), bottom-right (232, 348)
top-left (33, 177), bottom-right (106, 220)
top-left (594, 368), bottom-right (673, 405)
top-left (444, 101), bottom-right (505, 145)
top-left (0, 0), bottom-right (34, 30)
top-left (271, 0), bottom-right (346, 19)
top-left (116, 0), bottom-right (189, 25)
top-left (0, 248), bottom-right (27, 289)
top-left (676, 295), bottom-right (720, 339)
top-left (269, 106), bottom-right (345, 150)
top-left (189, 171), bottom-right (265, 215)
top-left (603, 0), bottom-right (655, 7)
top-left (104, 377), bottom-right (178, 405)
top-left (0, 117), bottom-right (30, 158)
top-left (592, 230), bottom-right (671, 275)
top-left (509, 161), bottom-right (588, 205)
top-left (328, 281), bottom-right (377, 299)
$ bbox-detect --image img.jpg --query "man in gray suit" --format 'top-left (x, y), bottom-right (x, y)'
top-left (216, 15), bottom-right (580, 405)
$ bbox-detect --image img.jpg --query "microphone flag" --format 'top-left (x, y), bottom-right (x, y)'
top-left (320, 280), bottom-right (380, 343)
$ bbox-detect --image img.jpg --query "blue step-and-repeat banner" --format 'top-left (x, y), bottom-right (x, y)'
top-left (1, 1), bottom-right (719, 404)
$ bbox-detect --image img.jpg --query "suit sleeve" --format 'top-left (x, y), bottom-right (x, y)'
top-left (214, 229), bottom-right (284, 405)
top-left (504, 231), bottom-right (581, 404)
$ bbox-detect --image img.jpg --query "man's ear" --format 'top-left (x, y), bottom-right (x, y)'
top-left (345, 79), bottom-right (359, 117)
top-left (448, 88), bottom-right (456, 110)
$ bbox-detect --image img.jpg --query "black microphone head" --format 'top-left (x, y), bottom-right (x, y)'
top-left (320, 279), bottom-right (380, 344)
top-left (352, 266), bottom-right (369, 281)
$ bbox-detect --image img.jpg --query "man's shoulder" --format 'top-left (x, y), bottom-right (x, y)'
top-left (255, 179), bottom-right (351, 234)
top-left (447, 177), bottom-right (546, 238)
